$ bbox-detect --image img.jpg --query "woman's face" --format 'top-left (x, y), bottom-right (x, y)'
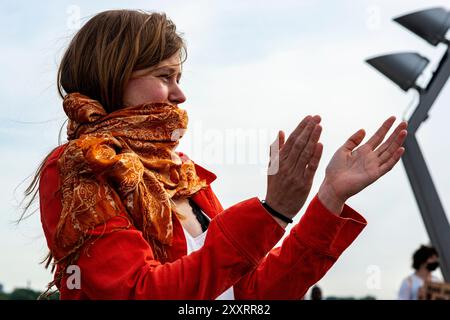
top-left (122, 53), bottom-right (186, 107)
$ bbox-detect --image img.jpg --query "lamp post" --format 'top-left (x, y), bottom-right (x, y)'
top-left (366, 7), bottom-right (450, 282)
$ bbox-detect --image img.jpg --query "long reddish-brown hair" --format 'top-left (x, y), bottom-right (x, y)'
top-left (21, 10), bottom-right (187, 221)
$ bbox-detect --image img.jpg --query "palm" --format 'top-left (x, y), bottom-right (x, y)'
top-left (325, 117), bottom-right (407, 201)
top-left (326, 145), bottom-right (383, 199)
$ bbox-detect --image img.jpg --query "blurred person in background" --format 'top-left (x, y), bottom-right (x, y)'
top-left (311, 285), bottom-right (323, 300)
top-left (398, 245), bottom-right (440, 300)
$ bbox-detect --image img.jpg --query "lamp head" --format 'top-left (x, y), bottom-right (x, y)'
top-left (394, 7), bottom-right (450, 46)
top-left (366, 52), bottom-right (429, 91)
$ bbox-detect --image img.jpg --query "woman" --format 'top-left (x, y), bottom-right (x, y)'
top-left (398, 245), bottom-right (440, 300)
top-left (31, 10), bottom-right (407, 299)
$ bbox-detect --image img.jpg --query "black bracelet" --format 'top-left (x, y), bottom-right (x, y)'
top-left (260, 200), bottom-right (293, 224)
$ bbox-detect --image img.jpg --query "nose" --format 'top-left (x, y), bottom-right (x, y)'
top-left (169, 83), bottom-right (186, 105)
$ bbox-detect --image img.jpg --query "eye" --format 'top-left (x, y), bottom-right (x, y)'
top-left (158, 74), bottom-right (181, 84)
top-left (158, 74), bottom-right (171, 81)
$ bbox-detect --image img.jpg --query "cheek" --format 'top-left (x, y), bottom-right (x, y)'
top-left (123, 78), bottom-right (168, 106)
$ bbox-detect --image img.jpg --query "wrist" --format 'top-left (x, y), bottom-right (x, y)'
top-left (271, 215), bottom-right (289, 229)
top-left (318, 181), bottom-right (346, 216)
top-left (260, 199), bottom-right (292, 228)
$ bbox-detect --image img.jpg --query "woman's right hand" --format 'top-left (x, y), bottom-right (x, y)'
top-left (264, 115), bottom-right (323, 219)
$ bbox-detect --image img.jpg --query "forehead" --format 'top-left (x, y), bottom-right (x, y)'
top-left (159, 54), bottom-right (182, 67)
top-left (153, 53), bottom-right (182, 72)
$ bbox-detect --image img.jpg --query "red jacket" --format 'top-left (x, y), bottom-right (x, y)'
top-left (39, 145), bottom-right (367, 300)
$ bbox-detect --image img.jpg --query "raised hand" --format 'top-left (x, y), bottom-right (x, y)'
top-left (318, 116), bottom-right (408, 214)
top-left (265, 115), bottom-right (323, 220)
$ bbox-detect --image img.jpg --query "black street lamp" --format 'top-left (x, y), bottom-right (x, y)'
top-left (366, 52), bottom-right (429, 91)
top-left (366, 7), bottom-right (450, 282)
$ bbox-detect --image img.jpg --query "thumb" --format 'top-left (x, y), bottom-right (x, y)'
top-left (342, 129), bottom-right (366, 151)
top-left (279, 130), bottom-right (285, 150)
top-left (270, 130), bottom-right (285, 158)
top-left (268, 130), bottom-right (284, 175)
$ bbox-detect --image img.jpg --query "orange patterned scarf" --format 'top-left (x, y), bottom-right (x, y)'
top-left (54, 93), bottom-right (208, 264)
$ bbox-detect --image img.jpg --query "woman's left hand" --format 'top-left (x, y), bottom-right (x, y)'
top-left (318, 116), bottom-right (408, 215)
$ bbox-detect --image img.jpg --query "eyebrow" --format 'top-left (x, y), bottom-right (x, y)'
top-left (131, 65), bottom-right (182, 80)
top-left (154, 66), bottom-right (182, 76)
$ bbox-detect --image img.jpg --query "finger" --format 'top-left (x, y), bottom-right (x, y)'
top-left (379, 147), bottom-right (405, 176)
top-left (379, 129), bottom-right (407, 165)
top-left (294, 124), bottom-right (322, 173)
top-left (282, 115), bottom-right (311, 154)
top-left (284, 115), bottom-right (321, 156)
top-left (304, 142), bottom-right (323, 182)
top-left (342, 129), bottom-right (366, 152)
top-left (365, 116), bottom-right (396, 150)
top-left (287, 120), bottom-right (316, 165)
top-left (376, 121), bottom-right (408, 156)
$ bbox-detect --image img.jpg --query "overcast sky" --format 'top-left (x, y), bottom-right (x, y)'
top-left (1, 0), bottom-right (449, 299)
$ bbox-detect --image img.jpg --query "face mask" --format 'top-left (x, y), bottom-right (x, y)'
top-left (426, 262), bottom-right (439, 271)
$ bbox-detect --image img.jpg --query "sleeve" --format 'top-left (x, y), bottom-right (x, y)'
top-left (233, 194), bottom-right (367, 300)
top-left (398, 278), bottom-right (411, 300)
top-left (59, 197), bottom-right (286, 300)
